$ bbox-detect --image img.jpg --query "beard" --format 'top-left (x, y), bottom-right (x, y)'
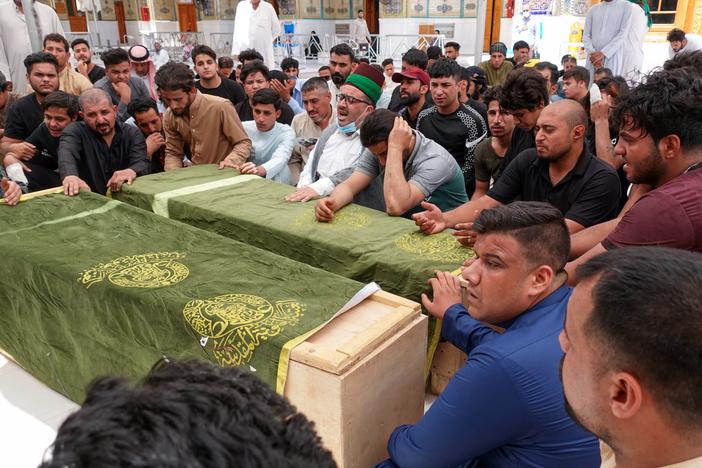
top-left (399, 92), bottom-right (420, 107)
top-left (331, 72), bottom-right (345, 86)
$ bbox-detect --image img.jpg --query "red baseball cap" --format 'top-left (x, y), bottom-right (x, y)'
top-left (392, 66), bottom-right (430, 87)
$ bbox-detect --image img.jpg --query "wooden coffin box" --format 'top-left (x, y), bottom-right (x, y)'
top-left (286, 291), bottom-right (428, 468)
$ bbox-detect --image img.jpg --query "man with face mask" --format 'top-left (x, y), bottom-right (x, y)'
top-left (285, 63), bottom-right (383, 202)
top-left (0, 0), bottom-right (64, 93)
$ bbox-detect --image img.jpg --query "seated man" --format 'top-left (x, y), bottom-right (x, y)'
top-left (280, 56), bottom-right (305, 106)
top-left (58, 88), bottom-right (150, 196)
top-left (40, 359), bottom-right (336, 467)
top-left (236, 61), bottom-right (296, 124)
top-left (127, 96), bottom-right (168, 173)
top-left (562, 66), bottom-right (590, 102)
top-left (379, 202), bottom-right (599, 467)
top-left (43, 33), bottom-right (92, 96)
top-left (217, 56), bottom-right (235, 80)
top-left (4, 91), bottom-right (78, 191)
top-left (315, 110), bottom-right (467, 220)
top-left (478, 42), bottom-right (513, 87)
top-left (240, 89), bottom-right (295, 184)
top-left (286, 63), bottom-right (383, 202)
top-left (94, 48), bottom-right (150, 123)
top-left (413, 99), bottom-right (621, 240)
top-left (156, 62), bottom-right (251, 171)
top-left (269, 69), bottom-right (304, 115)
top-left (472, 86), bottom-right (515, 199)
top-left (393, 66), bottom-right (430, 129)
top-left (128, 45), bottom-right (159, 102)
top-left (534, 61), bottom-right (563, 103)
top-left (289, 77), bottom-right (337, 185)
top-left (71, 38), bottom-right (105, 84)
top-left (566, 68), bottom-right (702, 281)
top-left (0, 53), bottom-right (59, 158)
top-left (561, 247), bottom-right (702, 467)
top-left (193, 45), bottom-right (245, 107)
top-left (508, 40), bottom-right (531, 66)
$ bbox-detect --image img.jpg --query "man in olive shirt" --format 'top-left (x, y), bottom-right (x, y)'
top-left (155, 62), bottom-right (251, 171)
top-left (478, 42), bottom-right (513, 87)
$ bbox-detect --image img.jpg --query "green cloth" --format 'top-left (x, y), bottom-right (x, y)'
top-left (0, 192), bottom-right (366, 402)
top-left (114, 165), bottom-right (475, 304)
top-left (346, 73), bottom-right (382, 104)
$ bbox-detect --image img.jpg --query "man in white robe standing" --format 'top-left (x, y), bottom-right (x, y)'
top-left (583, 0), bottom-right (633, 79)
top-left (231, 0), bottom-right (281, 69)
top-left (0, 0), bottom-right (64, 92)
top-left (621, 0), bottom-right (648, 84)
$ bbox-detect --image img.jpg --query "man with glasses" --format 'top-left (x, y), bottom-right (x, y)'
top-left (286, 64), bottom-right (384, 202)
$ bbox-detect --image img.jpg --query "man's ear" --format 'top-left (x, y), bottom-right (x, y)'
top-left (275, 109), bottom-right (282, 119)
top-left (658, 134), bottom-right (682, 161)
top-left (79, 110), bottom-right (84, 120)
top-left (609, 372), bottom-right (644, 421)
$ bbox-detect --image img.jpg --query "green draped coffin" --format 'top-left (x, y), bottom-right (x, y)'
top-left (114, 165), bottom-right (474, 304)
top-left (0, 192), bottom-right (369, 402)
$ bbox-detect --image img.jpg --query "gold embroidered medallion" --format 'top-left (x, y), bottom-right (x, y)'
top-left (78, 252), bottom-right (189, 289)
top-left (395, 232), bottom-right (473, 263)
top-left (295, 205), bottom-right (371, 229)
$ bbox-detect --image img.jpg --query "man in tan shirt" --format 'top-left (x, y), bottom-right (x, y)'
top-left (43, 33), bottom-right (92, 96)
top-left (155, 62), bottom-right (251, 171)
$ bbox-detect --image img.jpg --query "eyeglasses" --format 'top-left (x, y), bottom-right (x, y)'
top-left (336, 93), bottom-right (371, 106)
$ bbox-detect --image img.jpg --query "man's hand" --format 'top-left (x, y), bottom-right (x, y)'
top-left (412, 201), bottom-right (447, 234)
top-left (218, 159), bottom-right (241, 170)
top-left (1, 178), bottom-right (22, 206)
top-left (270, 79), bottom-right (292, 103)
top-left (315, 198), bottom-right (336, 222)
top-left (453, 222), bottom-right (479, 247)
top-left (145, 133), bottom-right (166, 158)
top-left (589, 51), bottom-right (605, 68)
top-left (76, 60), bottom-right (89, 78)
top-left (3, 153), bottom-right (31, 173)
top-left (8, 142), bottom-right (36, 160)
top-left (285, 186), bottom-right (320, 202)
top-left (590, 95), bottom-right (611, 123)
top-left (106, 168), bottom-right (137, 192)
top-left (239, 162), bottom-right (267, 177)
top-left (420, 270), bottom-right (463, 320)
top-left (63, 175), bottom-right (91, 196)
top-left (113, 81), bottom-right (132, 104)
top-left (387, 116), bottom-right (413, 155)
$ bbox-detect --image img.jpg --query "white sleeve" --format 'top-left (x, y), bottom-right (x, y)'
top-left (582, 8), bottom-right (595, 53)
top-left (308, 177), bottom-right (334, 197)
top-left (261, 125), bottom-right (295, 179)
top-left (601, 5), bottom-right (633, 59)
top-left (297, 144), bottom-right (316, 187)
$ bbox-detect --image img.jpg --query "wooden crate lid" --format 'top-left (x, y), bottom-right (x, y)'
top-left (289, 291), bottom-right (421, 375)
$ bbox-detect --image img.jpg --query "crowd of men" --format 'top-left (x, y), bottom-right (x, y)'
top-left (2, 19), bottom-right (702, 468)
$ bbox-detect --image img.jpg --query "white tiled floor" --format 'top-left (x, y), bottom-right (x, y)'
top-left (0, 354), bottom-right (79, 468)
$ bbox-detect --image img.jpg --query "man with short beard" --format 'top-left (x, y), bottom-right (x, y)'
top-left (43, 33), bottom-right (92, 96)
top-left (71, 38), bottom-right (105, 84)
top-left (127, 96), bottom-right (169, 173)
top-left (392, 66), bottom-right (429, 129)
top-left (327, 43), bottom-right (357, 107)
top-left (0, 52), bottom-right (59, 159)
top-left (478, 42), bottom-right (513, 87)
top-left (289, 77), bottom-right (336, 185)
top-left (58, 88), bottom-right (150, 196)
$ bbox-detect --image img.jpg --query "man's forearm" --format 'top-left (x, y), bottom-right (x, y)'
top-left (329, 183), bottom-right (355, 212)
top-left (569, 217), bottom-right (620, 259)
top-left (594, 120), bottom-right (621, 170)
top-left (443, 195), bottom-right (499, 228)
top-left (383, 149), bottom-right (414, 215)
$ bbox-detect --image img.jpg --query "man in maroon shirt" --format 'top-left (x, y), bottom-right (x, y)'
top-left (566, 68), bottom-right (702, 283)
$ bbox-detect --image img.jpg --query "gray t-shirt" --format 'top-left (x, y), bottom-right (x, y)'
top-left (354, 131), bottom-right (468, 216)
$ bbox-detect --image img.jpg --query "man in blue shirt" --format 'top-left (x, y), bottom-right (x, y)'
top-left (378, 201), bottom-right (599, 467)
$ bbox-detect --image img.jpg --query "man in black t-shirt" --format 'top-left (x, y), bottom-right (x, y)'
top-left (388, 48), bottom-right (434, 113)
top-left (413, 100), bottom-right (620, 241)
top-left (4, 91), bottom-right (78, 191)
top-left (235, 61), bottom-right (295, 125)
top-left (0, 52), bottom-right (59, 161)
top-left (416, 58), bottom-right (487, 197)
top-left (71, 38), bottom-right (106, 84)
top-left (192, 45), bottom-right (245, 107)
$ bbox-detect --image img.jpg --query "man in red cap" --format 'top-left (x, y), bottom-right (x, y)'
top-left (129, 45), bottom-right (159, 102)
top-left (392, 66), bottom-right (430, 129)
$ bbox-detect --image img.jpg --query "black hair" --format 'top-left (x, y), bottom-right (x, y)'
top-left (40, 359), bottom-right (336, 468)
top-left (359, 58), bottom-right (370, 65)
top-left (23, 52), bottom-right (59, 74)
top-left (596, 76), bottom-right (629, 101)
top-left (500, 68), bottom-right (549, 111)
top-left (191, 44), bottom-right (217, 62)
top-left (154, 62), bottom-right (195, 92)
top-left (381, 58), bottom-right (394, 67)
top-left (218, 56), bottom-right (234, 69)
top-left (318, 65), bottom-right (331, 73)
top-left (42, 91), bottom-right (79, 118)
top-left (594, 67), bottom-right (613, 79)
top-left (241, 61), bottom-right (270, 83)
top-left (269, 69), bottom-right (289, 85)
top-left (563, 66), bottom-right (590, 83)
top-left (43, 33), bottom-right (69, 53)
top-left (444, 41), bottom-right (460, 51)
top-left (612, 68), bottom-right (702, 151)
top-left (473, 201), bottom-right (570, 273)
top-left (576, 247), bottom-right (702, 431)
top-left (534, 61), bottom-right (559, 86)
top-left (401, 48), bottom-right (428, 70)
top-left (370, 63), bottom-right (382, 74)
top-left (667, 28), bottom-right (686, 42)
top-left (127, 96), bottom-right (159, 118)
top-left (359, 108), bottom-right (397, 147)
top-left (301, 77), bottom-right (329, 93)
top-left (512, 40), bottom-right (529, 51)
top-left (662, 50), bottom-right (702, 77)
top-left (281, 57), bottom-right (299, 71)
top-left (329, 43), bottom-right (355, 61)
top-left (101, 48), bottom-right (130, 68)
top-left (70, 38), bottom-right (90, 50)
top-left (561, 54), bottom-right (577, 65)
top-left (482, 85), bottom-right (503, 107)
top-left (252, 87), bottom-right (282, 110)
top-left (238, 48), bottom-right (264, 63)
top-left (426, 46), bottom-right (443, 60)
top-left (428, 57), bottom-right (462, 81)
